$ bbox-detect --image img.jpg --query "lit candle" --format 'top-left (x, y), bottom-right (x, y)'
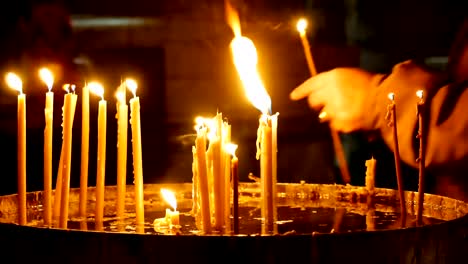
top-left (161, 188), bottom-right (180, 227)
top-left (225, 143), bottom-right (239, 234)
top-left (194, 117), bottom-right (211, 234)
top-left (416, 90), bottom-right (426, 225)
top-left (209, 113), bottom-right (224, 231)
top-left (296, 18), bottom-right (317, 76)
top-left (228, 16), bottom-right (278, 232)
top-left (296, 17), bottom-right (351, 185)
top-left (116, 81), bottom-right (128, 220)
top-left (59, 84), bottom-right (78, 228)
top-left (39, 67), bottom-right (54, 226)
top-left (5, 72), bottom-right (27, 225)
top-left (223, 123), bottom-right (231, 233)
top-left (79, 83), bottom-right (90, 218)
top-left (386, 93), bottom-right (407, 218)
top-left (127, 79), bottom-right (145, 229)
top-left (365, 157), bottom-right (376, 193)
top-left (89, 82), bottom-right (107, 224)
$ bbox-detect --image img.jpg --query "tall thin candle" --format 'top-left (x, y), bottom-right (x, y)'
top-left (225, 143), bottom-right (239, 234)
top-left (416, 90), bottom-right (426, 225)
top-left (386, 93), bottom-right (407, 219)
top-left (296, 18), bottom-right (317, 76)
top-left (116, 82), bottom-right (128, 220)
top-left (39, 68), bottom-right (54, 226)
top-left (89, 82), bottom-right (107, 224)
top-left (79, 84), bottom-right (90, 218)
top-left (6, 72), bottom-right (26, 225)
top-left (296, 18), bottom-right (351, 185)
top-left (59, 84), bottom-right (78, 228)
top-left (194, 118), bottom-right (211, 233)
top-left (127, 79), bottom-right (145, 229)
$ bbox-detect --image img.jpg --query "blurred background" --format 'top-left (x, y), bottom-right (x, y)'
top-left (0, 0), bottom-right (465, 195)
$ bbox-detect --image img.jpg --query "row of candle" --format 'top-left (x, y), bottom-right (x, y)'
top-left (5, 70), bottom-right (145, 228)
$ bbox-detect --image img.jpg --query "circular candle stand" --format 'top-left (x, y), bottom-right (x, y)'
top-left (0, 183), bottom-right (466, 264)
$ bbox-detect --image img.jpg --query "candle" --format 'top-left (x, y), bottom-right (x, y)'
top-left (223, 123), bottom-right (231, 232)
top-left (127, 79), bottom-right (145, 229)
top-left (39, 68), bottom-right (54, 226)
top-left (161, 188), bottom-right (180, 227)
top-left (296, 18), bottom-right (351, 185)
top-left (386, 93), bottom-right (407, 218)
top-left (225, 143), bottom-right (239, 234)
top-left (116, 81), bottom-right (128, 220)
top-left (89, 82), bottom-right (107, 224)
top-left (5, 72), bottom-right (27, 225)
top-left (365, 157), bottom-right (376, 192)
top-left (296, 18), bottom-right (317, 76)
top-left (416, 90), bottom-right (426, 225)
top-left (257, 114), bottom-right (278, 232)
top-left (210, 113), bottom-right (224, 231)
top-left (194, 118), bottom-right (211, 233)
top-left (59, 84), bottom-right (78, 228)
top-left (79, 84), bottom-right (90, 218)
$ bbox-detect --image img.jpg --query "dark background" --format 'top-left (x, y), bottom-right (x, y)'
top-left (0, 0), bottom-right (466, 195)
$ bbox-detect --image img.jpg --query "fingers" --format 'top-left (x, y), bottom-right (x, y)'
top-left (289, 72), bottom-right (328, 100)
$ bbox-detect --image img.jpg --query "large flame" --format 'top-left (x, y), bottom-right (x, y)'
top-left (226, 2), bottom-right (271, 115)
top-left (161, 188), bottom-right (177, 211)
top-left (5, 72), bottom-right (23, 94)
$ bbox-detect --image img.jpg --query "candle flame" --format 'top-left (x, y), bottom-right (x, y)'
top-left (63, 84), bottom-right (76, 93)
top-left (318, 111), bottom-right (327, 119)
top-left (416, 90), bottom-right (424, 100)
top-left (125, 78), bottom-right (138, 98)
top-left (116, 90), bottom-right (125, 103)
top-left (5, 72), bottom-right (22, 94)
top-left (225, 143), bottom-right (238, 158)
top-left (161, 188), bottom-right (177, 211)
top-left (39, 68), bottom-right (54, 92)
top-left (88, 82), bottom-right (104, 100)
top-left (296, 18), bottom-right (308, 36)
top-left (388, 92), bottom-right (395, 101)
top-left (230, 36), bottom-right (271, 114)
top-left (194, 116), bottom-right (217, 139)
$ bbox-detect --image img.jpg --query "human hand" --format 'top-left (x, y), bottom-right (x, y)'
top-left (290, 68), bottom-right (378, 133)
